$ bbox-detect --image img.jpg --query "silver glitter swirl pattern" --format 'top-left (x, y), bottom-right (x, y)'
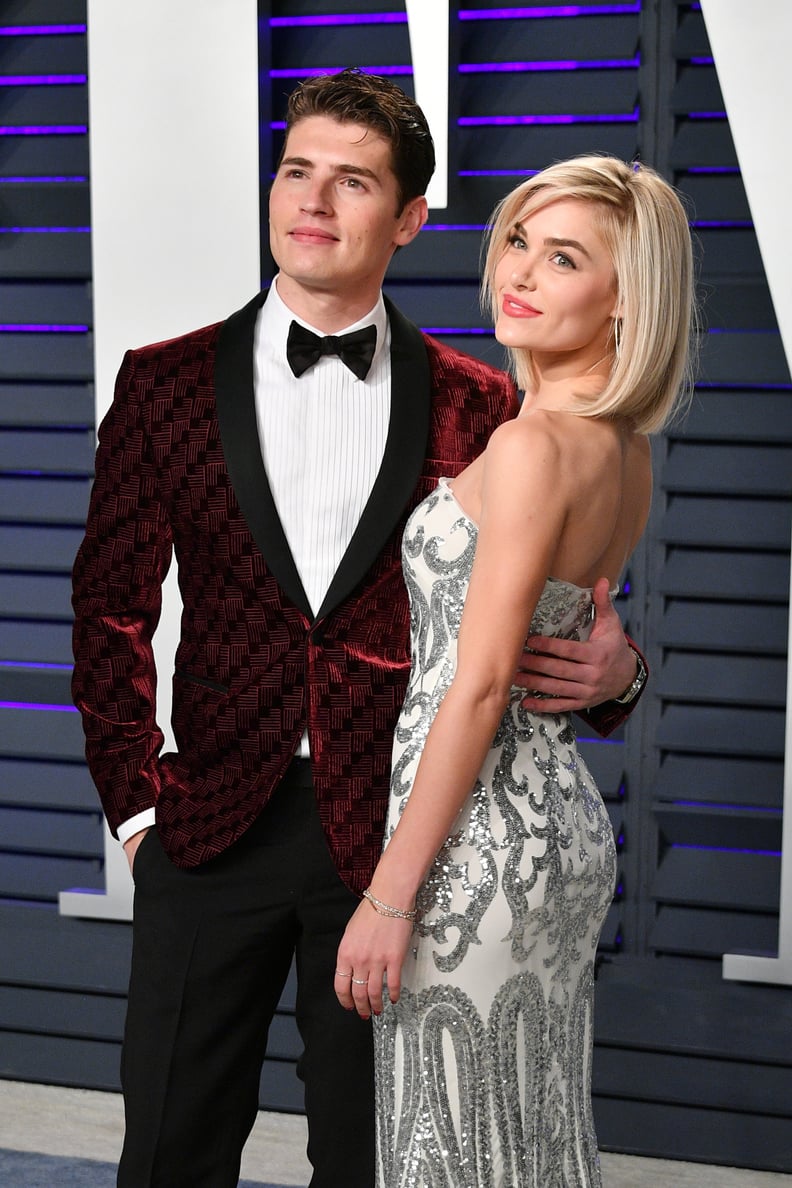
top-left (375, 478), bottom-right (616, 1188)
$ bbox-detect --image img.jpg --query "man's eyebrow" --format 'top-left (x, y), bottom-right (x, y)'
top-left (280, 155), bottom-right (381, 183)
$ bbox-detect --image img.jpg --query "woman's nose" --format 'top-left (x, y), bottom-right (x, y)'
top-left (511, 258), bottom-right (536, 288)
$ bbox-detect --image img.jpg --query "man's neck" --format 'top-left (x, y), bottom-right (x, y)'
top-left (274, 274), bottom-right (383, 334)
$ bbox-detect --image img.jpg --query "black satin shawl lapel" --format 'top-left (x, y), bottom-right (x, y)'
top-left (214, 290), bottom-right (313, 619)
top-left (316, 297), bottom-right (431, 621)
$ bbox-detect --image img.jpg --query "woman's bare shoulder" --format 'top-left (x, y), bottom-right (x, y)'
top-left (485, 407), bottom-right (568, 456)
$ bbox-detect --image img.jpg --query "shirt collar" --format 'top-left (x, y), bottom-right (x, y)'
top-left (261, 276), bottom-right (388, 372)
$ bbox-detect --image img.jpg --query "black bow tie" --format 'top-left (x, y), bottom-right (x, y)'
top-left (286, 321), bottom-right (377, 381)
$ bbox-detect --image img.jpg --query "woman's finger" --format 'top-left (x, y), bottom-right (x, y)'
top-left (366, 969), bottom-right (386, 1016)
top-left (350, 972), bottom-right (372, 1019)
top-left (334, 966), bottom-right (355, 1009)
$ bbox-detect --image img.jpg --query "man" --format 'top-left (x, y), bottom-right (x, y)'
top-left (72, 69), bottom-right (644, 1188)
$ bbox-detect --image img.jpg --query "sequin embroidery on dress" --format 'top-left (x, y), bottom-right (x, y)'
top-left (374, 477), bottom-right (617, 1188)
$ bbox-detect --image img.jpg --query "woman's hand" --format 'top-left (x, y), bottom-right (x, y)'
top-left (334, 898), bottom-right (415, 1019)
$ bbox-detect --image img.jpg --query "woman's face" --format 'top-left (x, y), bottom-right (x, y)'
top-left (493, 197), bottom-right (619, 372)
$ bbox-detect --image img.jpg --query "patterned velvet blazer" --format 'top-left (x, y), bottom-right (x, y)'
top-left (72, 291), bottom-right (625, 893)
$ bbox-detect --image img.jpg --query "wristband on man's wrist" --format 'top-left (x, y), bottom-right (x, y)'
top-left (613, 650), bottom-right (647, 705)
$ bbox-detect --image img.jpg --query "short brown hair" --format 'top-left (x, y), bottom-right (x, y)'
top-left (282, 68), bottom-right (435, 212)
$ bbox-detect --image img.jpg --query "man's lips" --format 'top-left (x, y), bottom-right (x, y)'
top-left (501, 294), bottom-right (542, 317)
top-left (289, 226), bottom-right (338, 244)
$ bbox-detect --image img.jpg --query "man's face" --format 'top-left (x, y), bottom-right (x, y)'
top-left (269, 115), bottom-right (426, 315)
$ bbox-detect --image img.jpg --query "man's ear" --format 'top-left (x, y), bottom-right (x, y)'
top-left (395, 196), bottom-right (428, 248)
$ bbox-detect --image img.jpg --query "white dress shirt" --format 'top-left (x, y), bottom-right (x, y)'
top-left (255, 279), bottom-right (391, 615)
top-left (117, 280), bottom-right (391, 843)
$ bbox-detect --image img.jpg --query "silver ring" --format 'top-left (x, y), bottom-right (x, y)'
top-left (335, 970), bottom-right (352, 978)
top-left (351, 977), bottom-right (369, 986)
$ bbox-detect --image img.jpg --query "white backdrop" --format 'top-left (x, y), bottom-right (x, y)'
top-left (700, 0), bottom-right (792, 985)
top-left (60, 0), bottom-right (260, 919)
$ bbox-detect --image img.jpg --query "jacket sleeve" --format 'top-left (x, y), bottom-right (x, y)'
top-left (577, 638), bottom-right (648, 738)
top-left (71, 350), bottom-right (173, 836)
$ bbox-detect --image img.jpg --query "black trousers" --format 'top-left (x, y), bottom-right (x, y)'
top-left (117, 760), bottom-right (375, 1188)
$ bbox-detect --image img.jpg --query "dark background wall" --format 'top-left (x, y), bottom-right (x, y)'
top-left (1, 0), bottom-right (791, 1172)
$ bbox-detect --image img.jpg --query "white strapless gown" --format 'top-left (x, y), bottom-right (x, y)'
top-left (374, 478), bottom-right (617, 1188)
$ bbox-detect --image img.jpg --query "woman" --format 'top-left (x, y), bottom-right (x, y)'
top-left (335, 155), bottom-right (695, 1187)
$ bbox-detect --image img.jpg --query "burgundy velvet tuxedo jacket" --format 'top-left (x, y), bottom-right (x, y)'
top-left (72, 291), bottom-right (630, 894)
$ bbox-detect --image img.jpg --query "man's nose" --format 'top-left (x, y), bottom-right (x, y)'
top-left (301, 177), bottom-right (332, 214)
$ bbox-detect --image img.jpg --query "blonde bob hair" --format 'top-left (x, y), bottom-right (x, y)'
top-left (481, 155), bottom-right (696, 434)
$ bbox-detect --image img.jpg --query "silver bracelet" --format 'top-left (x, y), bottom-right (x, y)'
top-left (362, 887), bottom-right (418, 922)
top-left (614, 649), bottom-right (647, 705)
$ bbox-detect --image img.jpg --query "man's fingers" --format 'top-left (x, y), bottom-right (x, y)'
top-left (524, 634), bottom-right (577, 658)
top-left (520, 695), bottom-right (588, 713)
top-left (591, 575), bottom-right (615, 618)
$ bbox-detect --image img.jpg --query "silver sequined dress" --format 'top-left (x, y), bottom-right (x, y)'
top-left (374, 477), bottom-right (617, 1188)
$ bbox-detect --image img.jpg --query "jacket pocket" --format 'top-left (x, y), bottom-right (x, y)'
top-left (174, 667), bottom-right (230, 694)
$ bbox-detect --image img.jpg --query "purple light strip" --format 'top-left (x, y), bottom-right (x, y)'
top-left (459, 4), bottom-right (640, 18)
top-left (0, 226), bottom-right (89, 233)
top-left (0, 74), bottom-right (86, 85)
top-left (0, 660), bottom-right (72, 671)
top-left (0, 700), bottom-right (78, 712)
top-left (686, 166), bottom-right (739, 174)
top-left (459, 168), bottom-right (540, 177)
top-left (692, 220), bottom-right (752, 228)
top-left (459, 109), bottom-right (638, 126)
top-left (270, 116), bottom-right (599, 134)
top-left (424, 223), bottom-right (486, 231)
top-left (0, 175), bottom-right (87, 183)
top-left (270, 3), bottom-right (640, 24)
top-left (460, 56), bottom-right (639, 72)
top-left (421, 327), bottom-right (493, 336)
top-left (695, 381), bottom-right (792, 391)
top-left (270, 13), bottom-right (406, 27)
top-left (689, 56), bottom-right (714, 65)
top-left (270, 65), bottom-right (412, 79)
top-left (0, 24), bottom-right (86, 35)
top-left (706, 328), bottom-right (778, 335)
top-left (0, 323), bottom-right (88, 331)
top-left (0, 124), bottom-right (87, 135)
top-left (688, 111), bottom-right (727, 119)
